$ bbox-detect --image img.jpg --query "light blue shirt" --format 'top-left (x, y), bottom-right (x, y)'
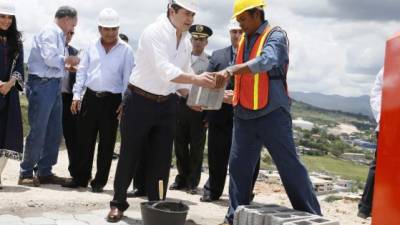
top-left (27, 23), bottom-right (66, 78)
top-left (73, 38), bottom-right (135, 100)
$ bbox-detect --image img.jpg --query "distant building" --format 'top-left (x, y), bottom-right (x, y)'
top-left (335, 179), bottom-right (354, 192)
top-left (342, 153), bottom-right (365, 161)
top-left (352, 139), bottom-right (377, 151)
top-left (297, 146), bottom-right (324, 156)
top-left (293, 118), bottom-right (314, 130)
top-left (310, 176), bottom-right (334, 194)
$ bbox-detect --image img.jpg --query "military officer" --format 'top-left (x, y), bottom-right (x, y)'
top-left (170, 24), bottom-right (213, 194)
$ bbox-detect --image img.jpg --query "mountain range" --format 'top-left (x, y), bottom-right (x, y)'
top-left (290, 91), bottom-right (373, 118)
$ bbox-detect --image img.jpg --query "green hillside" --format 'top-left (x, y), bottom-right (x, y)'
top-left (291, 100), bottom-right (375, 131)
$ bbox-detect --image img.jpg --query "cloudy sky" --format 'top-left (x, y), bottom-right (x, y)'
top-left (13, 0), bottom-right (400, 97)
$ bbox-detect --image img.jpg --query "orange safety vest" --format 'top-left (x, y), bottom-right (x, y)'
top-left (233, 25), bottom-right (272, 110)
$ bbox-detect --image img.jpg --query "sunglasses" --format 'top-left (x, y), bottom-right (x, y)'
top-left (68, 31), bottom-right (75, 36)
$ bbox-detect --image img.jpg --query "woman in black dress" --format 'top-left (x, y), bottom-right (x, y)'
top-left (0, 0), bottom-right (24, 189)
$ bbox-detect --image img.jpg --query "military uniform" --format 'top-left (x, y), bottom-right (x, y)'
top-left (171, 24), bottom-right (213, 193)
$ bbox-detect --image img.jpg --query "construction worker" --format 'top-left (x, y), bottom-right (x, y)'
top-left (107, 0), bottom-right (217, 222)
top-left (63, 8), bottom-right (135, 193)
top-left (170, 24), bottom-right (212, 194)
top-left (201, 20), bottom-right (260, 203)
top-left (214, 0), bottom-right (321, 224)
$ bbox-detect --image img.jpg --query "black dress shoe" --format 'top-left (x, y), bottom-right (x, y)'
top-left (61, 179), bottom-right (87, 188)
top-left (127, 189), bottom-right (146, 198)
top-left (187, 187), bottom-right (198, 195)
top-left (250, 193), bottom-right (255, 202)
top-left (357, 211), bottom-right (371, 219)
top-left (91, 186), bottom-right (104, 193)
top-left (200, 195), bottom-right (214, 202)
top-left (112, 152), bottom-right (119, 160)
top-left (107, 206), bottom-right (124, 223)
top-left (169, 182), bottom-right (185, 190)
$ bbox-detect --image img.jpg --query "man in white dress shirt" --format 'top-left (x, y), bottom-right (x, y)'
top-left (62, 8), bottom-right (134, 193)
top-left (107, 0), bottom-right (217, 222)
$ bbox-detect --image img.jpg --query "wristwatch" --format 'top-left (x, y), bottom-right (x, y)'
top-left (226, 67), bottom-right (234, 77)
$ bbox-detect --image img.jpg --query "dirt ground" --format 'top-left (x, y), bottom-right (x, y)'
top-left (0, 149), bottom-right (371, 225)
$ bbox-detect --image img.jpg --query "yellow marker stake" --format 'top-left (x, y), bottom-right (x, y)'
top-left (159, 180), bottom-right (164, 200)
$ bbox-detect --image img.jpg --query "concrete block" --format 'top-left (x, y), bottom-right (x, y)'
top-left (266, 211), bottom-right (316, 225)
top-left (234, 204), bottom-right (293, 225)
top-left (283, 217), bottom-right (340, 225)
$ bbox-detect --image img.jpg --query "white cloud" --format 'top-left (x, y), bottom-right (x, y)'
top-left (12, 0), bottom-right (400, 97)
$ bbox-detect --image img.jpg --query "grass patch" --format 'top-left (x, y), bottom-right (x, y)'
top-left (300, 155), bottom-right (368, 183)
top-left (324, 195), bottom-right (343, 203)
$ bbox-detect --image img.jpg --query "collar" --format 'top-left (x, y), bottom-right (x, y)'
top-left (245, 20), bottom-right (269, 40)
top-left (97, 38), bottom-right (123, 52)
top-left (52, 22), bottom-right (66, 43)
top-left (231, 45), bottom-right (237, 54)
top-left (0, 36), bottom-right (6, 44)
top-left (160, 14), bottom-right (189, 41)
top-left (192, 52), bottom-right (208, 62)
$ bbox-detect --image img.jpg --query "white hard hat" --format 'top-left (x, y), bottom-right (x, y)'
top-left (227, 19), bottom-right (241, 31)
top-left (0, 0), bottom-right (16, 15)
top-left (170, 0), bottom-right (198, 13)
top-left (98, 8), bottom-right (120, 28)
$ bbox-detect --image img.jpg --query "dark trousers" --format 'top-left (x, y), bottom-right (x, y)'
top-left (74, 89), bottom-right (121, 187)
top-left (226, 108), bottom-right (321, 224)
top-left (132, 157), bottom-right (146, 192)
top-left (358, 134), bottom-right (378, 215)
top-left (174, 100), bottom-right (206, 188)
top-left (111, 90), bottom-right (177, 211)
top-left (62, 93), bottom-right (79, 178)
top-left (203, 120), bottom-right (261, 199)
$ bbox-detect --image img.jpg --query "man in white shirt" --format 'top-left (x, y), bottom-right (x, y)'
top-left (107, 0), bottom-right (216, 222)
top-left (358, 68), bottom-right (382, 219)
top-left (62, 8), bottom-right (134, 193)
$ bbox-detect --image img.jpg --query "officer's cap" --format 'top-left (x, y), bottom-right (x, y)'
top-left (189, 24), bottom-right (213, 39)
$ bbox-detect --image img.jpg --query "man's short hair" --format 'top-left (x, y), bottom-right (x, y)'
top-left (247, 7), bottom-right (265, 22)
top-left (55, 6), bottom-right (78, 19)
top-left (119, 33), bottom-right (129, 42)
top-left (167, 3), bottom-right (183, 17)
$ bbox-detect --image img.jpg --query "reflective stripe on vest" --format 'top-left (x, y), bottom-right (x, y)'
top-left (233, 25), bottom-right (272, 110)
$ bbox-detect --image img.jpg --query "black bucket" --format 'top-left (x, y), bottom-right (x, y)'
top-left (141, 201), bottom-right (190, 225)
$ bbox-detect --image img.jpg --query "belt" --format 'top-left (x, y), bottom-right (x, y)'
top-left (128, 84), bottom-right (172, 103)
top-left (86, 88), bottom-right (118, 98)
top-left (29, 74), bottom-right (61, 81)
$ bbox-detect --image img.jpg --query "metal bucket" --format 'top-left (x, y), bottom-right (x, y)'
top-left (141, 201), bottom-right (190, 225)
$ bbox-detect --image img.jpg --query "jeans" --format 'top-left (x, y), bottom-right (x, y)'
top-left (20, 75), bottom-right (63, 178)
top-left (225, 108), bottom-right (321, 224)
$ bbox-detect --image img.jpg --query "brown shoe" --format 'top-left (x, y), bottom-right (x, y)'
top-left (107, 206), bottom-right (124, 223)
top-left (38, 175), bottom-right (66, 185)
top-left (18, 177), bottom-right (40, 187)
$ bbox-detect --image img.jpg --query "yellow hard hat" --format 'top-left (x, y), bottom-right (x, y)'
top-left (232, 0), bottom-right (265, 18)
